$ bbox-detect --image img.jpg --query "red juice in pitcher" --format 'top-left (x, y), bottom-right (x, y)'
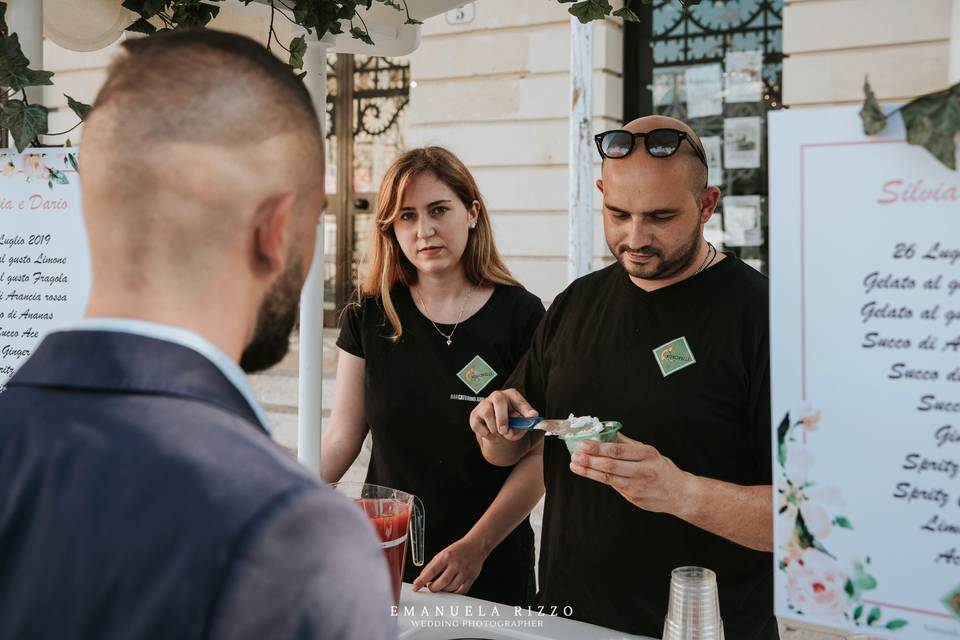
top-left (357, 498), bottom-right (411, 605)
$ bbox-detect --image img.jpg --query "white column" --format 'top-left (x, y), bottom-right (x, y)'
top-left (7, 0), bottom-right (44, 105)
top-left (950, 0), bottom-right (960, 84)
top-left (297, 41), bottom-right (329, 475)
top-left (568, 17), bottom-right (593, 283)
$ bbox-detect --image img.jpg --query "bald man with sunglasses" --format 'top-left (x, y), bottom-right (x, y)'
top-left (470, 116), bottom-right (778, 639)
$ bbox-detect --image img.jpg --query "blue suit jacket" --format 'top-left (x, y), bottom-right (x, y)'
top-left (0, 331), bottom-right (395, 640)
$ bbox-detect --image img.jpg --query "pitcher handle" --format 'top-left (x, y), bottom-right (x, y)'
top-left (410, 495), bottom-right (425, 567)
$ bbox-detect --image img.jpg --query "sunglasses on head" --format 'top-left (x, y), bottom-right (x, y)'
top-left (594, 128), bottom-right (709, 171)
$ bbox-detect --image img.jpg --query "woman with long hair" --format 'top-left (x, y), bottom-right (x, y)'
top-left (321, 146), bottom-right (544, 605)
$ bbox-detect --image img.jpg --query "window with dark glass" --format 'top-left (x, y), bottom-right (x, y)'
top-left (624, 0), bottom-right (785, 273)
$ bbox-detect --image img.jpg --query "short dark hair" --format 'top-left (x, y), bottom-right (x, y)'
top-left (80, 29), bottom-right (324, 273)
top-left (92, 28), bottom-right (321, 148)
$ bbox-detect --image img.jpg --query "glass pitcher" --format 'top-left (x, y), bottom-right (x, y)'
top-left (332, 482), bottom-right (424, 605)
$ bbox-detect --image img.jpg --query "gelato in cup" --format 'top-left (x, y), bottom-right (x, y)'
top-left (558, 420), bottom-right (622, 454)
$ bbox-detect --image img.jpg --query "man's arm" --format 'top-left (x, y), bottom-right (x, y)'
top-left (208, 486), bottom-right (396, 640)
top-left (469, 389), bottom-right (544, 467)
top-left (677, 476), bottom-right (771, 551)
top-left (472, 289), bottom-right (553, 467)
top-left (571, 436), bottom-right (772, 552)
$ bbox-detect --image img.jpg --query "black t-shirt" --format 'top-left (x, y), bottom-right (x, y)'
top-left (506, 256), bottom-right (777, 640)
top-left (337, 284), bottom-right (545, 592)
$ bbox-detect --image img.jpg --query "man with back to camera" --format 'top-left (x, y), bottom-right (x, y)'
top-left (470, 115), bottom-right (778, 639)
top-left (0, 29), bottom-right (395, 640)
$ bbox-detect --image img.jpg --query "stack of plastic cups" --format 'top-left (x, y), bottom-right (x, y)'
top-left (662, 566), bottom-right (725, 640)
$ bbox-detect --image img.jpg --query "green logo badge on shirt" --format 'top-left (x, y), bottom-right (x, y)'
top-left (653, 336), bottom-right (696, 377)
top-left (457, 355), bottom-right (497, 394)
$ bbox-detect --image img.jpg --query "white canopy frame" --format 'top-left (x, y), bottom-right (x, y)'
top-left (12, 0), bottom-right (596, 478)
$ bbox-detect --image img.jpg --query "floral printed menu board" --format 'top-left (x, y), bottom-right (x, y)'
top-left (769, 106), bottom-right (960, 638)
top-left (0, 148), bottom-right (89, 391)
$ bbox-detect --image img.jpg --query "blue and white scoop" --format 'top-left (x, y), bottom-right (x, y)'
top-left (507, 414), bottom-right (604, 437)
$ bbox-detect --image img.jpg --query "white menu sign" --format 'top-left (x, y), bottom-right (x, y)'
top-left (770, 106), bottom-right (960, 639)
top-left (0, 148), bottom-right (90, 390)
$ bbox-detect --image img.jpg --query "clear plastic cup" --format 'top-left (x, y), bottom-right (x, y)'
top-left (559, 420), bottom-right (622, 454)
top-left (662, 566), bottom-right (725, 640)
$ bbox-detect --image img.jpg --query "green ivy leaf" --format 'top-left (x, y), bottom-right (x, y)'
top-left (336, 3), bottom-right (357, 20)
top-left (833, 516), bottom-right (853, 529)
top-left (568, 0), bottom-right (613, 23)
top-left (901, 82), bottom-right (960, 171)
top-left (853, 605), bottom-right (863, 621)
top-left (122, 0), bottom-right (167, 18)
top-left (612, 7), bottom-right (641, 22)
top-left (17, 67), bottom-right (53, 88)
top-left (859, 77), bottom-right (887, 136)
top-left (0, 99), bottom-right (48, 152)
top-left (67, 153), bottom-right (79, 171)
top-left (65, 95), bottom-right (92, 121)
top-left (777, 412), bottom-right (790, 466)
top-left (293, 0), bottom-right (342, 39)
top-left (288, 35), bottom-right (307, 69)
top-left (377, 0), bottom-right (403, 9)
top-left (886, 619), bottom-right (909, 630)
top-left (126, 17), bottom-right (158, 34)
top-left (350, 26), bottom-right (374, 45)
top-left (0, 34), bottom-right (54, 91)
top-left (866, 607), bottom-right (882, 625)
top-left (170, 2), bottom-right (221, 29)
top-left (145, 0), bottom-right (169, 13)
top-left (405, 17), bottom-right (423, 25)
top-left (124, 0), bottom-right (168, 16)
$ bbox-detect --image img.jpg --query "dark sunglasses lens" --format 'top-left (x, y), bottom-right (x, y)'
top-left (645, 129), bottom-right (681, 157)
top-left (601, 131), bottom-right (634, 158)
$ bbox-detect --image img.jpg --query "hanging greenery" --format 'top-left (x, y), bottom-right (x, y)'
top-left (0, 0), bottom-right (694, 153)
top-left (859, 77), bottom-right (960, 171)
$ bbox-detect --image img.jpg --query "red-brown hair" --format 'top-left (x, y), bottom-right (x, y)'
top-left (360, 146), bottom-right (520, 339)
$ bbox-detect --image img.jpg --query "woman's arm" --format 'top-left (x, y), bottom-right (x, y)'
top-left (463, 442), bottom-right (545, 555)
top-left (412, 444), bottom-right (544, 593)
top-left (319, 349), bottom-right (369, 484)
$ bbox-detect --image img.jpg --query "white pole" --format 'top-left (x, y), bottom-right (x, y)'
top-left (297, 41), bottom-right (329, 475)
top-left (568, 16), bottom-right (593, 283)
top-left (950, 0), bottom-right (960, 84)
top-left (7, 0), bottom-right (44, 106)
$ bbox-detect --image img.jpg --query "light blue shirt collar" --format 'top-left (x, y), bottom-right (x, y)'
top-left (50, 318), bottom-right (272, 433)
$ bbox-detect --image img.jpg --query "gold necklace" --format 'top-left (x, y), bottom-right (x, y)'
top-left (414, 284), bottom-right (476, 346)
